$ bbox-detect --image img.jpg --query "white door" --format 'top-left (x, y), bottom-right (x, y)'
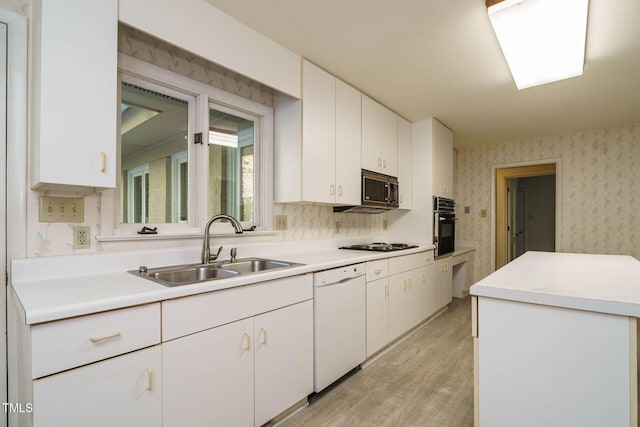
top-left (33, 346), bottom-right (162, 427)
top-left (163, 318), bottom-right (254, 427)
top-left (366, 277), bottom-right (389, 357)
top-left (254, 300), bottom-right (313, 427)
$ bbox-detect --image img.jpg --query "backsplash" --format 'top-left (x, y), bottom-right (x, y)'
top-left (26, 27), bottom-right (385, 257)
top-left (456, 122), bottom-right (640, 282)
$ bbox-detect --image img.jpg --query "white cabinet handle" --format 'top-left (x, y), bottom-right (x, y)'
top-left (383, 158), bottom-right (387, 168)
top-left (89, 331), bottom-right (120, 343)
top-left (243, 333), bottom-right (251, 350)
top-left (375, 268), bottom-right (382, 275)
top-left (337, 185), bottom-right (343, 196)
top-left (99, 152), bottom-right (106, 173)
top-left (399, 195), bottom-right (403, 204)
top-left (330, 185), bottom-right (335, 196)
top-left (259, 328), bottom-right (267, 345)
top-left (422, 272), bottom-right (427, 283)
top-left (385, 285), bottom-right (389, 297)
top-left (378, 157), bottom-right (382, 167)
top-left (146, 368), bottom-right (153, 391)
top-left (408, 278), bottom-right (413, 288)
top-left (403, 279), bottom-right (407, 290)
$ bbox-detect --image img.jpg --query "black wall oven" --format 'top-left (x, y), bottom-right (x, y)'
top-left (434, 197), bottom-right (455, 258)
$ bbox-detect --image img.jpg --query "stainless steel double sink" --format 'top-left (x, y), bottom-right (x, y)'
top-left (129, 257), bottom-right (303, 287)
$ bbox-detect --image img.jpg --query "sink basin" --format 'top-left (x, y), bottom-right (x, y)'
top-left (130, 264), bottom-right (239, 287)
top-left (219, 258), bottom-right (299, 274)
top-left (129, 257), bottom-right (303, 287)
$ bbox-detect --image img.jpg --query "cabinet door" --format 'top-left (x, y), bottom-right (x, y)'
top-left (163, 318), bottom-right (254, 427)
top-left (32, 0), bottom-right (117, 190)
top-left (397, 116), bottom-right (412, 209)
top-left (33, 345), bottom-right (161, 427)
top-left (362, 96), bottom-right (398, 175)
top-left (404, 268), bottom-right (424, 329)
top-left (254, 300), bottom-right (313, 427)
top-left (302, 60), bottom-right (336, 203)
top-left (432, 119), bottom-right (453, 197)
top-left (335, 79), bottom-right (362, 205)
top-left (388, 273), bottom-right (407, 342)
top-left (429, 259), bottom-right (453, 316)
top-left (366, 277), bottom-right (389, 357)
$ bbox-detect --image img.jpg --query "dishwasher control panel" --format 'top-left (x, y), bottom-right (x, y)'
top-left (313, 263), bottom-right (365, 286)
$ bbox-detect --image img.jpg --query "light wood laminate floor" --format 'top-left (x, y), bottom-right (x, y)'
top-left (280, 296), bottom-right (473, 427)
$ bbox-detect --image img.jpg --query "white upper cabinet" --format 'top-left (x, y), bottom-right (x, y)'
top-left (335, 79), bottom-right (362, 205)
top-left (275, 59), bottom-right (361, 205)
top-left (302, 60), bottom-right (336, 204)
top-left (397, 117), bottom-right (412, 209)
top-left (362, 95), bottom-right (398, 176)
top-left (31, 0), bottom-right (117, 191)
top-left (432, 119), bottom-right (454, 198)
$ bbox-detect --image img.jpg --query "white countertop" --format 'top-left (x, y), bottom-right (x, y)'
top-left (470, 251), bottom-right (640, 317)
top-left (11, 242), bottom-right (434, 324)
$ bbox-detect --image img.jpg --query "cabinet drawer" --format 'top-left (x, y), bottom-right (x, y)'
top-left (162, 274), bottom-right (313, 341)
top-left (366, 259), bottom-right (389, 281)
top-left (389, 251), bottom-right (433, 275)
top-left (31, 303), bottom-right (160, 379)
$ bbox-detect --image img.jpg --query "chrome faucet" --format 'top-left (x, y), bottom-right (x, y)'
top-left (201, 214), bottom-right (244, 264)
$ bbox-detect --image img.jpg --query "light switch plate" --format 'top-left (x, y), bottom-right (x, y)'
top-left (39, 196), bottom-right (84, 223)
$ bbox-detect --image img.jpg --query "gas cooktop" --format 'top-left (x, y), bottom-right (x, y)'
top-left (339, 242), bottom-right (419, 252)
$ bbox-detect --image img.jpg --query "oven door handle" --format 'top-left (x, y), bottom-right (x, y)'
top-left (434, 212), bottom-right (440, 243)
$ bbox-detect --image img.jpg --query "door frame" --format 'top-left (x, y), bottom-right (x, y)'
top-left (1, 8), bottom-right (28, 427)
top-left (491, 159), bottom-right (561, 271)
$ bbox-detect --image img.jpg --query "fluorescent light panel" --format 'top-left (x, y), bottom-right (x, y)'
top-left (488, 0), bottom-right (589, 89)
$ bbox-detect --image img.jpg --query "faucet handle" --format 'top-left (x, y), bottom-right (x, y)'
top-left (211, 246), bottom-right (223, 261)
top-left (230, 247), bottom-right (238, 262)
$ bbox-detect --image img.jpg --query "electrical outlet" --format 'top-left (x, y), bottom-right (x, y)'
top-left (383, 219), bottom-right (388, 231)
top-left (481, 209), bottom-right (488, 218)
top-left (275, 215), bottom-right (288, 230)
top-left (39, 196), bottom-right (84, 223)
top-left (335, 221), bottom-right (341, 234)
top-left (73, 226), bottom-right (91, 249)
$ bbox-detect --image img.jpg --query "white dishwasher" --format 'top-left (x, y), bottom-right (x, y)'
top-left (313, 263), bottom-right (366, 392)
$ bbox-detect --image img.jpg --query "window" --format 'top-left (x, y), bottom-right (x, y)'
top-left (208, 104), bottom-right (257, 223)
top-left (101, 55), bottom-right (273, 238)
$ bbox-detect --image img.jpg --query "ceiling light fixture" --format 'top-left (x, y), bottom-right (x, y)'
top-left (487, 0), bottom-right (589, 90)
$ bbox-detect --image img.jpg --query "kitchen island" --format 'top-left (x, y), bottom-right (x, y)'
top-left (470, 251), bottom-right (640, 427)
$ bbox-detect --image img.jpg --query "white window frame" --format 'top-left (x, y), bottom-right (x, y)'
top-left (126, 163), bottom-right (150, 223)
top-left (208, 101), bottom-right (260, 227)
top-left (171, 150), bottom-right (188, 224)
top-left (100, 54), bottom-right (274, 239)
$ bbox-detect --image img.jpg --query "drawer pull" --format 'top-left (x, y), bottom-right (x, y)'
top-left (259, 328), bottom-right (267, 345)
top-left (243, 333), bottom-right (251, 351)
top-left (146, 368), bottom-right (153, 391)
top-left (89, 331), bottom-right (121, 343)
top-left (375, 268), bottom-right (382, 275)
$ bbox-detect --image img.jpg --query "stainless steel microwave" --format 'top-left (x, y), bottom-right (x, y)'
top-left (333, 170), bottom-right (399, 214)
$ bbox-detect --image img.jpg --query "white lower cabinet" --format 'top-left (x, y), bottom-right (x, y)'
top-left (163, 318), bottom-right (254, 427)
top-left (430, 258), bottom-right (453, 315)
top-left (366, 252), bottom-right (440, 358)
top-left (162, 300), bottom-right (313, 427)
top-left (32, 345), bottom-right (162, 427)
top-left (254, 300), bottom-right (313, 426)
top-left (161, 274), bottom-right (313, 426)
top-left (366, 277), bottom-right (389, 357)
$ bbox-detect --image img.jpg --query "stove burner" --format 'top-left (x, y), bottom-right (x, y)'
top-left (339, 242), bottom-right (419, 252)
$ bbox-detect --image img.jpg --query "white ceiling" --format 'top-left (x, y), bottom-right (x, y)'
top-left (204, 0), bottom-right (640, 147)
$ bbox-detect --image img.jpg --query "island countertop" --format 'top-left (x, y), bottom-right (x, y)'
top-left (470, 251), bottom-right (640, 317)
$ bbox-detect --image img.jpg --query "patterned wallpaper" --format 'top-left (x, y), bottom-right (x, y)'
top-left (26, 27), bottom-right (384, 257)
top-left (456, 123), bottom-right (640, 282)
